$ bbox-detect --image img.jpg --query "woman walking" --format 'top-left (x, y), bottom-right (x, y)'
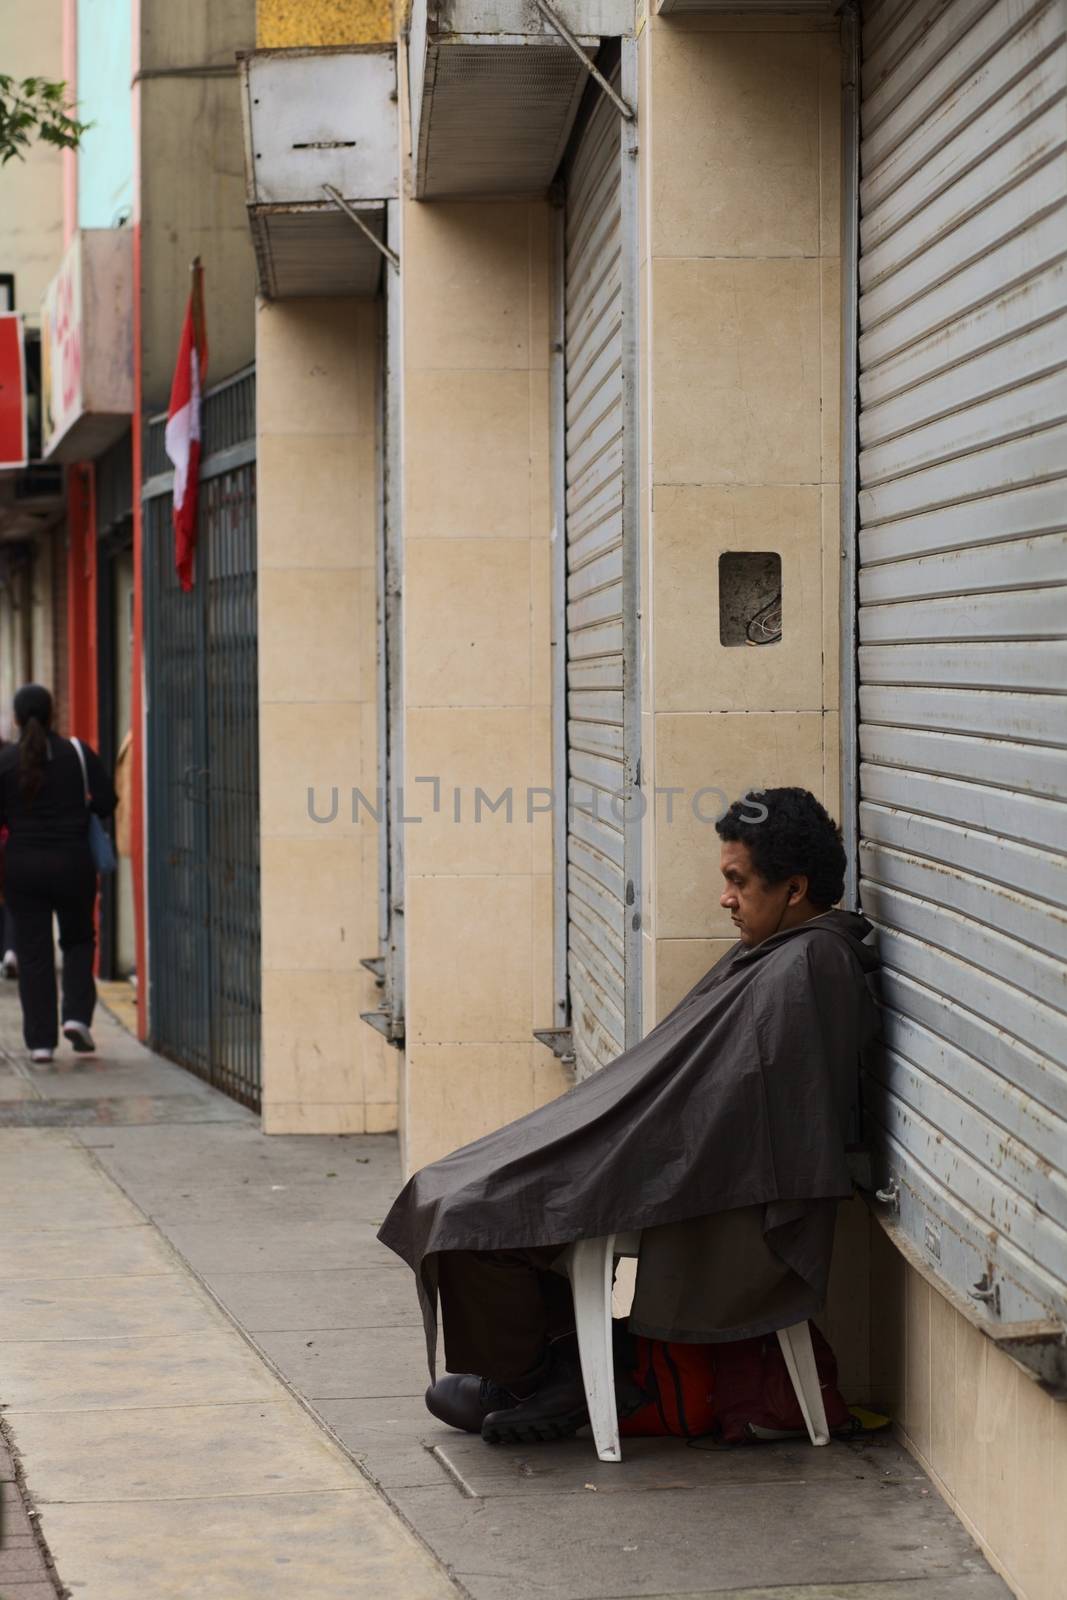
top-left (0, 685), bottom-right (117, 1063)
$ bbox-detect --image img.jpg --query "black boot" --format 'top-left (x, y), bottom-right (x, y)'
top-left (481, 1338), bottom-right (588, 1444)
top-left (425, 1355), bottom-right (552, 1433)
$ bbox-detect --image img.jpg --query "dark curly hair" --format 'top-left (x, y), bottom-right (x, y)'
top-left (715, 787), bottom-right (846, 910)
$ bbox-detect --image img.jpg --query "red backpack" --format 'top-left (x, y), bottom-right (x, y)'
top-left (711, 1322), bottom-right (852, 1443)
top-left (616, 1320), bottom-right (851, 1443)
top-left (618, 1336), bottom-right (717, 1438)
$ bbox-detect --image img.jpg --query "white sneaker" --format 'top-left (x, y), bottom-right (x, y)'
top-left (30, 1048), bottom-right (53, 1064)
top-left (2, 950), bottom-right (17, 978)
top-left (63, 1021), bottom-right (96, 1055)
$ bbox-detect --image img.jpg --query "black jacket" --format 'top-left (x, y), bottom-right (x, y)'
top-left (378, 910), bottom-right (881, 1374)
top-left (0, 734), bottom-right (117, 850)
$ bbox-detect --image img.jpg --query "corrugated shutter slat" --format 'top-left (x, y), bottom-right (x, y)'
top-left (858, 0), bottom-right (1067, 1332)
top-left (564, 66), bottom-right (631, 1079)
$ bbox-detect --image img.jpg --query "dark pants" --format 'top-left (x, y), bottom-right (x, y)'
top-left (437, 1248), bottom-right (575, 1384)
top-left (5, 845), bottom-right (97, 1052)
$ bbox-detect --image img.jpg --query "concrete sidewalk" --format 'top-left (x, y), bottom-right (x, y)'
top-left (0, 991), bottom-right (1011, 1600)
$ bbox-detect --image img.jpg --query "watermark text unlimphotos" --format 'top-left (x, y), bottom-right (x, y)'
top-left (306, 780), bottom-right (769, 827)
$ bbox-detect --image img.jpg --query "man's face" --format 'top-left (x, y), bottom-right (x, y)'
top-left (719, 839), bottom-right (794, 948)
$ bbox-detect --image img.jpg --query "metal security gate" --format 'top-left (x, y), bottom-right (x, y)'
top-left (561, 47), bottom-right (640, 1080)
top-left (95, 430), bottom-right (134, 981)
top-left (143, 367), bottom-right (261, 1109)
top-left (367, 208), bottom-right (406, 1049)
top-left (855, 0), bottom-right (1067, 1380)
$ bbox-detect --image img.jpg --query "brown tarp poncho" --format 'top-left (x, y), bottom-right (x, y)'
top-left (378, 910), bottom-right (880, 1375)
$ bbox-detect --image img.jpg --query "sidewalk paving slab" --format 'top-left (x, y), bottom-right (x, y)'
top-left (35, 1491), bottom-right (452, 1600)
top-left (199, 1265), bottom-right (417, 1330)
top-left (0, 1059), bottom-right (36, 1101)
top-left (0, 1221), bottom-right (182, 1282)
top-left (254, 1322), bottom-right (431, 1398)
top-left (0, 1132), bottom-right (458, 1600)
top-left (0, 1329), bottom-right (279, 1412)
top-left (110, 1173), bottom-right (396, 1227)
top-left (0, 1002), bottom-right (458, 1600)
top-left (317, 1395), bottom-right (470, 1491)
top-left (420, 1431), bottom-right (925, 1497)
top-left (0, 1273), bottom-right (220, 1342)
top-left (0, 1092), bottom-right (247, 1127)
top-left (384, 1477), bottom-right (1002, 1600)
top-left (0, 1588), bottom-right (67, 1598)
top-left (9, 1399), bottom-right (360, 1502)
top-left (159, 1215), bottom-right (401, 1273)
top-left (0, 993), bottom-right (1015, 1600)
top-left (593, 1588), bottom-right (1018, 1600)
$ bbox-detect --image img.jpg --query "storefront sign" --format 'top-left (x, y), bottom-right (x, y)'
top-left (41, 235), bottom-right (84, 456)
top-left (0, 313), bottom-right (28, 469)
top-left (38, 230), bottom-right (132, 462)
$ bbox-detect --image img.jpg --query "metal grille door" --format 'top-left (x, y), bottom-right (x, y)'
top-left (563, 54), bottom-right (640, 1079)
top-left (143, 368), bottom-right (261, 1108)
top-left (857, 0), bottom-right (1067, 1358)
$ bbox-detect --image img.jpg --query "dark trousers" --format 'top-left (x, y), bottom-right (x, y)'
top-left (437, 1248), bottom-right (575, 1384)
top-left (5, 846), bottom-right (97, 1051)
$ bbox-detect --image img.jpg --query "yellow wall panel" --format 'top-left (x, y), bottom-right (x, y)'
top-left (258, 0), bottom-right (392, 48)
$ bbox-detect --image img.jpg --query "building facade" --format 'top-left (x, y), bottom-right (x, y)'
top-left (2, 1), bottom-right (1064, 1596)
top-left (0, 5), bottom-right (68, 743)
top-left (244, 3), bottom-right (1067, 1599)
top-left (28, 0), bottom-right (260, 1015)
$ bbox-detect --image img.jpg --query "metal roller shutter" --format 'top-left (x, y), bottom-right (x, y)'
top-left (563, 54), bottom-right (640, 1079)
top-left (857, 0), bottom-right (1067, 1364)
top-left (143, 368), bottom-right (261, 1110)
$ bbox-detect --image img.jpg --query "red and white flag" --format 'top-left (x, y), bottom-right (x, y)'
top-left (164, 261), bottom-right (208, 592)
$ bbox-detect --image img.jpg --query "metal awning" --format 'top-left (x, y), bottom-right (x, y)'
top-left (409, 0), bottom-right (633, 200)
top-left (239, 47), bottom-right (398, 300)
top-left (0, 469), bottom-right (64, 544)
top-left (656, 0), bottom-right (834, 10)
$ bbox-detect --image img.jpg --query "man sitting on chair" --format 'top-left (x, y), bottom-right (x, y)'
top-left (378, 787), bottom-right (880, 1445)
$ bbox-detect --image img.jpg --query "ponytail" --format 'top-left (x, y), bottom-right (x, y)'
top-left (12, 683), bottom-right (54, 801)
top-left (18, 715), bottom-right (48, 800)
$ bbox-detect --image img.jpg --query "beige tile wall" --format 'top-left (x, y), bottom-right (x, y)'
top-left (870, 1224), bottom-right (1067, 1600)
top-left (400, 199), bottom-right (569, 1174)
top-left (635, 32), bottom-right (1065, 1597)
top-left (256, 296), bottom-right (398, 1135)
top-left (0, 6), bottom-right (63, 330)
top-left (639, 13), bottom-right (843, 1013)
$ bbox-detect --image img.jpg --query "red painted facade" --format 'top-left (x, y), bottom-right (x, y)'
top-left (64, 461), bottom-right (98, 747)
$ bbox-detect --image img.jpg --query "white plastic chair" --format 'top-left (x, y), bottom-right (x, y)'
top-left (563, 1231), bottom-right (831, 1463)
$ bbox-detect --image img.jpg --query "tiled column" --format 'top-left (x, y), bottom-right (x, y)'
top-left (399, 199), bottom-right (567, 1174)
top-left (637, 13), bottom-right (866, 1393)
top-left (641, 11), bottom-right (843, 1019)
top-left (256, 296), bottom-right (397, 1134)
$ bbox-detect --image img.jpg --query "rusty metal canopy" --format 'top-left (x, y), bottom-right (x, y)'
top-left (656, 0), bottom-right (835, 11)
top-left (409, 0), bottom-right (633, 200)
top-left (0, 470), bottom-right (64, 544)
top-left (239, 47), bottom-right (398, 299)
top-left (248, 203), bottom-right (388, 300)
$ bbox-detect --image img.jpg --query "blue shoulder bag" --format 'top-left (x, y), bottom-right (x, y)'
top-left (71, 737), bottom-right (118, 875)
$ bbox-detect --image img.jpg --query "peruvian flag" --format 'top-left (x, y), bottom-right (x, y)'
top-left (164, 260), bottom-right (208, 592)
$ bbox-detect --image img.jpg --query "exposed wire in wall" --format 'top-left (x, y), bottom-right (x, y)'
top-left (746, 591), bottom-right (782, 645)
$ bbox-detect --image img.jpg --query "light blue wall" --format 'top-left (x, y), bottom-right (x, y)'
top-left (77, 0), bottom-right (134, 229)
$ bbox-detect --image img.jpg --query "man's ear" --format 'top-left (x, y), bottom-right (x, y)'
top-left (787, 875), bottom-right (809, 906)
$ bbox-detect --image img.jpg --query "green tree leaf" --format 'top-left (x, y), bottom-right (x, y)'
top-left (0, 76), bottom-right (90, 166)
